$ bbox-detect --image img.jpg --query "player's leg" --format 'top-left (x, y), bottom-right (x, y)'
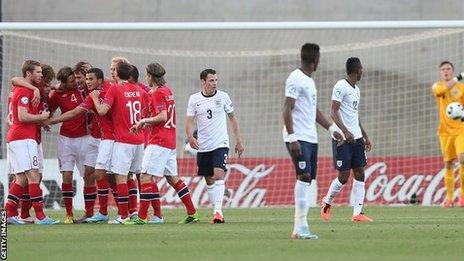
top-left (321, 140), bottom-right (352, 221)
top-left (197, 150), bottom-right (217, 218)
top-left (286, 141), bottom-right (318, 239)
top-left (350, 138), bottom-right (372, 222)
top-left (80, 136), bottom-right (99, 221)
top-left (127, 174), bottom-right (139, 218)
top-left (127, 144), bottom-right (145, 220)
top-left (439, 135), bottom-right (456, 207)
top-left (58, 135), bottom-right (76, 222)
top-left (164, 148), bottom-right (198, 223)
top-left (208, 148), bottom-right (229, 223)
top-left (454, 134), bottom-right (464, 207)
top-left (5, 173), bottom-right (26, 224)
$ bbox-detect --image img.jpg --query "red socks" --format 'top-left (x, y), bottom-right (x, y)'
top-left (61, 183), bottom-right (74, 216)
top-left (127, 179), bottom-right (138, 214)
top-left (116, 183), bottom-right (129, 219)
top-left (5, 182), bottom-right (24, 218)
top-left (151, 182), bottom-right (162, 218)
top-left (96, 179), bottom-right (109, 216)
top-left (173, 180), bottom-right (196, 215)
top-left (83, 186), bottom-right (97, 217)
top-left (139, 183), bottom-right (155, 220)
top-left (29, 183), bottom-right (45, 220)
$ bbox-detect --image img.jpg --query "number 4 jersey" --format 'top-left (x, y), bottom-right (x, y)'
top-left (187, 90), bottom-right (234, 152)
top-left (148, 85), bottom-right (176, 149)
top-left (103, 82), bottom-right (149, 145)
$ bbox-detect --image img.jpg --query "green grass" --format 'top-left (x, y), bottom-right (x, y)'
top-left (7, 206), bottom-right (464, 261)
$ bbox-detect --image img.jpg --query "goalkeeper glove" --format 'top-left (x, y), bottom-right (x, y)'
top-left (453, 72), bottom-right (464, 82)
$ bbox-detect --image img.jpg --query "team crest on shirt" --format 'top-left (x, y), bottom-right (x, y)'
top-left (20, 96), bottom-right (29, 105)
top-left (336, 160), bottom-right (343, 167)
top-left (215, 99), bottom-right (222, 107)
top-left (451, 88), bottom-right (461, 98)
top-left (298, 161), bottom-right (306, 170)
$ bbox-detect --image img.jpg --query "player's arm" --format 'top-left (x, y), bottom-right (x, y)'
top-left (282, 96), bottom-right (302, 156)
top-left (228, 112), bottom-right (244, 158)
top-left (316, 108), bottom-right (344, 145)
top-left (18, 106), bottom-right (49, 123)
top-left (49, 106), bottom-right (86, 125)
top-left (185, 116), bottom-right (199, 150)
top-left (331, 100), bottom-right (355, 143)
top-left (130, 110), bottom-right (167, 133)
top-left (90, 90), bottom-right (110, 115)
top-left (11, 77), bottom-right (41, 106)
top-left (359, 121), bottom-right (371, 151)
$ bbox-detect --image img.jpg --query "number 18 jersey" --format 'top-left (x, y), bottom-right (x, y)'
top-left (148, 85), bottom-right (176, 149)
top-left (104, 82), bottom-right (149, 145)
top-left (187, 90), bottom-right (234, 152)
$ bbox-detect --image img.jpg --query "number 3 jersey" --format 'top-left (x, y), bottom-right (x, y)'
top-left (103, 82), bottom-right (149, 145)
top-left (187, 90), bottom-right (234, 152)
top-left (148, 85), bottom-right (176, 149)
top-left (331, 79), bottom-right (362, 139)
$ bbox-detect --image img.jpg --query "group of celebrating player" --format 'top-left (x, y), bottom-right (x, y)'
top-left (5, 56), bottom-right (244, 225)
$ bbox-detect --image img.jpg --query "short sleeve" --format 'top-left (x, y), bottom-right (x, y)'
top-left (223, 93), bottom-right (234, 114)
top-left (103, 85), bottom-right (116, 108)
top-left (186, 95), bottom-right (196, 117)
top-left (79, 95), bottom-right (94, 111)
top-left (17, 90), bottom-right (31, 108)
top-left (332, 82), bottom-right (346, 102)
top-left (285, 77), bottom-right (299, 99)
top-left (153, 90), bottom-right (167, 115)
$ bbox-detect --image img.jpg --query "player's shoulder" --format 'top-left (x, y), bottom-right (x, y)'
top-left (286, 68), bottom-right (305, 82)
top-left (188, 91), bottom-right (203, 100)
top-left (216, 89), bottom-right (230, 97)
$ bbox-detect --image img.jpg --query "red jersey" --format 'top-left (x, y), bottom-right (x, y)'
top-left (36, 98), bottom-right (49, 144)
top-left (80, 82), bottom-right (114, 140)
top-left (148, 85), bottom-right (176, 149)
top-left (49, 88), bottom-right (88, 138)
top-left (103, 82), bottom-right (149, 144)
top-left (6, 86), bottom-right (39, 143)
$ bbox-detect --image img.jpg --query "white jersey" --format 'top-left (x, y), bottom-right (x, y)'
top-left (331, 79), bottom-right (362, 139)
top-left (283, 68), bottom-right (318, 143)
top-left (187, 90), bottom-right (234, 152)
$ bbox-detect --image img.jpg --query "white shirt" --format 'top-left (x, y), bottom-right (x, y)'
top-left (187, 90), bottom-right (234, 152)
top-left (331, 79), bottom-right (362, 139)
top-left (283, 69), bottom-right (318, 143)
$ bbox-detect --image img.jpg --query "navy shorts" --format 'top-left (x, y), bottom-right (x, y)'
top-left (285, 140), bottom-right (318, 179)
top-left (332, 138), bottom-right (367, 171)
top-left (196, 147), bottom-right (229, 176)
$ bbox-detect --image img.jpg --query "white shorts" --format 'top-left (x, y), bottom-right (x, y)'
top-left (110, 142), bottom-right (144, 175)
top-left (142, 145), bottom-right (178, 177)
top-left (84, 136), bottom-right (100, 168)
top-left (95, 139), bottom-right (114, 171)
top-left (7, 139), bottom-right (39, 174)
top-left (57, 135), bottom-right (90, 176)
top-left (38, 143), bottom-right (44, 173)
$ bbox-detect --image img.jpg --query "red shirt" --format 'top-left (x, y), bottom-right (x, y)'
top-left (6, 86), bottom-right (39, 143)
top-left (148, 85), bottom-right (176, 149)
top-left (49, 88), bottom-right (88, 138)
top-left (80, 82), bottom-right (114, 140)
top-left (36, 98), bottom-right (49, 144)
top-left (103, 82), bottom-right (149, 144)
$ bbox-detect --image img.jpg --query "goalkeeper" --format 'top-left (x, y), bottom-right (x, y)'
top-left (432, 61), bottom-right (464, 207)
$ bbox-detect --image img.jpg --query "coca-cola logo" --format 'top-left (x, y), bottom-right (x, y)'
top-left (159, 163), bottom-right (275, 208)
top-left (359, 162), bottom-right (456, 206)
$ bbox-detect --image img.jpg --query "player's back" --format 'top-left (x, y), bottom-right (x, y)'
top-left (149, 85), bottom-right (176, 149)
top-left (106, 82), bottom-right (146, 145)
top-left (49, 88), bottom-right (88, 138)
top-left (6, 86), bottom-right (39, 143)
top-left (433, 80), bottom-right (464, 135)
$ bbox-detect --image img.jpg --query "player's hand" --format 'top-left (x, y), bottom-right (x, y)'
top-left (333, 131), bottom-right (345, 147)
top-left (343, 130), bottom-right (355, 143)
top-left (289, 141), bottom-right (302, 157)
top-left (90, 90), bottom-right (100, 99)
top-left (188, 137), bottom-right (199, 150)
top-left (129, 121), bottom-right (145, 133)
top-left (364, 138), bottom-right (372, 152)
top-left (32, 88), bottom-right (41, 107)
top-left (235, 142), bottom-right (244, 158)
top-left (48, 116), bottom-right (59, 125)
top-left (40, 110), bottom-right (50, 120)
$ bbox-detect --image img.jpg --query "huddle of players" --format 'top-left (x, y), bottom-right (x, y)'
top-left (5, 57), bottom-right (244, 225)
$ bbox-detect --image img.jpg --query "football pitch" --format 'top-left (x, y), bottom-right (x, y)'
top-left (7, 206), bottom-right (464, 261)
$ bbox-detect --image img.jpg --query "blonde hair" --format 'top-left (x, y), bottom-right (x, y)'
top-left (111, 56), bottom-right (130, 65)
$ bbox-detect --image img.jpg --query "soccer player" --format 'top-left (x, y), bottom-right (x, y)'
top-left (185, 68), bottom-right (244, 224)
top-left (432, 61), bottom-right (464, 207)
top-left (48, 66), bottom-right (96, 223)
top-left (49, 68), bottom-right (113, 222)
top-left (4, 60), bottom-right (58, 225)
top-left (11, 64), bottom-right (55, 223)
top-left (283, 43), bottom-right (343, 240)
top-left (90, 61), bottom-right (148, 224)
top-left (130, 62), bottom-right (199, 224)
top-left (320, 57), bottom-right (373, 222)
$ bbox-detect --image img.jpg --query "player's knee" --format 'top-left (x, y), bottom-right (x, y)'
top-left (297, 173), bottom-right (312, 183)
top-left (139, 173), bottom-right (152, 184)
top-left (14, 174), bottom-right (27, 186)
top-left (205, 176), bottom-right (215, 185)
top-left (166, 176), bottom-right (178, 186)
top-left (337, 172), bottom-right (350, 184)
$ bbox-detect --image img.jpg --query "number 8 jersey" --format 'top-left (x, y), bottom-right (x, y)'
top-left (187, 90), bottom-right (234, 152)
top-left (104, 82), bottom-right (149, 145)
top-left (148, 85), bottom-right (176, 149)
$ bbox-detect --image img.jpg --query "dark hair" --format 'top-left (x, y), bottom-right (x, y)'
top-left (200, 68), bottom-right (216, 81)
top-left (129, 66), bottom-right (139, 82)
top-left (346, 57), bottom-right (362, 74)
top-left (439, 61), bottom-right (454, 69)
top-left (117, 62), bottom-right (132, 80)
top-left (22, 60), bottom-right (41, 77)
top-left (73, 61), bottom-right (91, 75)
top-left (87, 67), bottom-right (104, 80)
top-left (300, 43), bottom-right (320, 65)
top-left (41, 64), bottom-right (55, 82)
top-left (57, 66), bottom-right (74, 83)
top-left (146, 62), bottom-right (166, 78)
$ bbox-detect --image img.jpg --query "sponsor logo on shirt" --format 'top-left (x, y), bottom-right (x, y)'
top-left (20, 97), bottom-right (29, 105)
